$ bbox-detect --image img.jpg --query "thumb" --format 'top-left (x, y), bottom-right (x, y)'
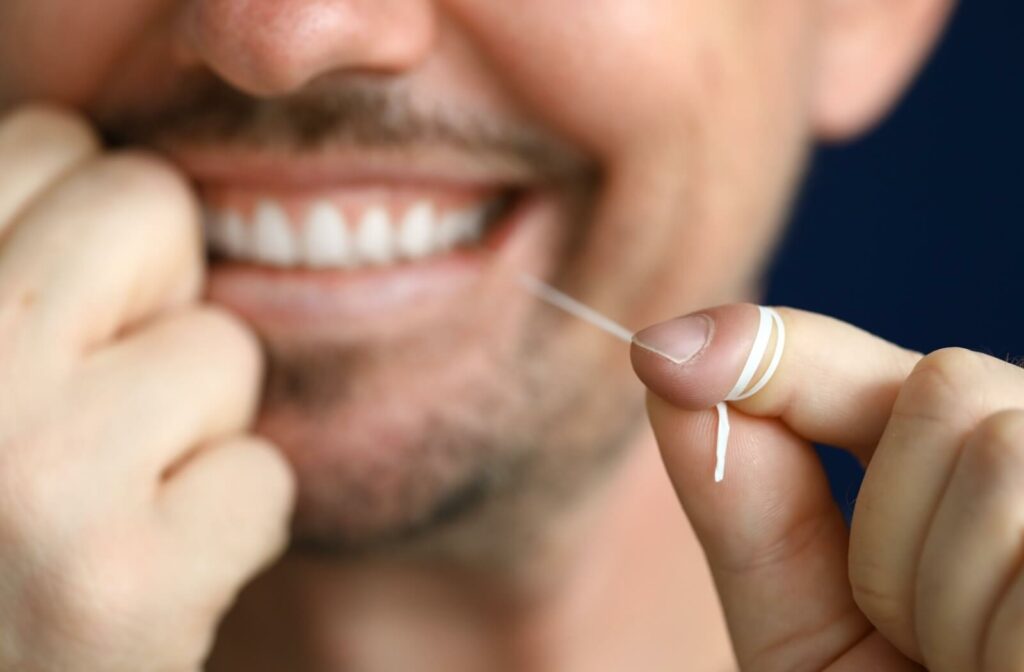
top-left (630, 304), bottom-right (921, 671)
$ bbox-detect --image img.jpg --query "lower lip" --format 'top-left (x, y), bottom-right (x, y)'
top-left (204, 190), bottom-right (551, 341)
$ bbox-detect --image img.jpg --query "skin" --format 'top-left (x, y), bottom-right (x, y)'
top-left (632, 307), bottom-right (1024, 671)
top-left (0, 0), bottom-right (988, 670)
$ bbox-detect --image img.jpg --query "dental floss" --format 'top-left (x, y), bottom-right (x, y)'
top-left (518, 274), bottom-right (634, 344)
top-left (518, 273), bottom-right (785, 483)
top-left (713, 306), bottom-right (785, 482)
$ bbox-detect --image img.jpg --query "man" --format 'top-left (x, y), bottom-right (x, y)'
top-left (2, 1), bottom-right (1021, 670)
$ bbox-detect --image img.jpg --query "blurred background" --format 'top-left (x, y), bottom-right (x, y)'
top-left (765, 0), bottom-right (1023, 521)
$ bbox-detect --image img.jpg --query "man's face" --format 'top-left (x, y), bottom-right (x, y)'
top-left (0, 1), bottom-right (814, 556)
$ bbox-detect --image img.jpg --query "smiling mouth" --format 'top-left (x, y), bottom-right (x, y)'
top-left (167, 146), bottom-right (568, 338)
top-left (203, 186), bottom-right (521, 269)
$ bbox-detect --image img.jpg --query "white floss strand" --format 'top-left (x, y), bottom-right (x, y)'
top-left (518, 274), bottom-right (634, 344)
top-left (714, 306), bottom-right (786, 483)
top-left (518, 273), bottom-right (785, 485)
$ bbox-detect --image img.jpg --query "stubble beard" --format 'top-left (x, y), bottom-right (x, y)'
top-left (255, 224), bottom-right (648, 571)
top-left (98, 73), bottom-right (644, 568)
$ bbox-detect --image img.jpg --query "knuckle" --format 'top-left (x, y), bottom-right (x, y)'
top-left (58, 152), bottom-right (200, 267)
top-left (966, 409), bottom-right (1024, 476)
top-left (162, 307), bottom-right (264, 423)
top-left (93, 151), bottom-right (196, 223)
top-left (82, 152), bottom-right (197, 249)
top-left (180, 306), bottom-right (262, 380)
top-left (917, 347), bottom-right (986, 388)
top-left (239, 437), bottom-right (295, 511)
top-left (893, 347), bottom-right (986, 424)
top-left (219, 437), bottom-right (295, 552)
top-left (90, 152), bottom-right (203, 305)
top-left (0, 104), bottom-right (99, 152)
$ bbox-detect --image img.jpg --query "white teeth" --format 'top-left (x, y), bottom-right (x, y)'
top-left (438, 206), bottom-right (487, 250)
top-left (355, 207), bottom-right (395, 265)
top-left (303, 201), bottom-right (352, 268)
top-left (252, 201), bottom-right (298, 266)
top-left (221, 210), bottom-right (249, 257)
top-left (397, 201), bottom-right (436, 259)
top-left (205, 197), bottom-right (498, 268)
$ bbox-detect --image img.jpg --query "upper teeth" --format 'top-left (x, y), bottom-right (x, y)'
top-left (204, 198), bottom-right (491, 268)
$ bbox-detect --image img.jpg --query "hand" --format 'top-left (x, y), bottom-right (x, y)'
top-left (0, 106), bottom-right (295, 671)
top-left (631, 303), bottom-right (1024, 672)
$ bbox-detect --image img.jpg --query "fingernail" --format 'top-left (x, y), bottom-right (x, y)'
top-left (632, 314), bottom-right (712, 365)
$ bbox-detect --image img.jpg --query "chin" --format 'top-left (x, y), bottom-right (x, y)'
top-left (247, 308), bottom-right (645, 561)
top-left (247, 313), bottom-right (528, 552)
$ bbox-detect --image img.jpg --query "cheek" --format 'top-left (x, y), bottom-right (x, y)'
top-left (449, 0), bottom-right (818, 315)
top-left (447, 0), bottom-right (697, 158)
top-left (448, 0), bottom-right (816, 205)
top-left (0, 1), bottom-right (171, 106)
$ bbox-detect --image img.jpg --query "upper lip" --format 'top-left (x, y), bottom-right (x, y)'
top-left (162, 144), bottom-right (544, 192)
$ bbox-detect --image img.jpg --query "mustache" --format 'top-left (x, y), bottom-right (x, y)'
top-left (96, 74), bottom-right (591, 180)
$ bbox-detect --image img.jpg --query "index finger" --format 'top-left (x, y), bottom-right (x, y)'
top-left (0, 152), bottom-right (203, 365)
top-left (630, 303), bottom-right (922, 461)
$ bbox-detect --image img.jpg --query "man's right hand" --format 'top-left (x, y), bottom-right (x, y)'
top-left (0, 106), bottom-right (295, 671)
top-left (632, 303), bottom-right (1024, 671)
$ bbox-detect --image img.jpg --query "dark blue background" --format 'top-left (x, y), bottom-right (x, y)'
top-left (765, 0), bottom-right (1023, 520)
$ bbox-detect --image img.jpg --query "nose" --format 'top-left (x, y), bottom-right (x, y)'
top-left (181, 0), bottom-right (437, 96)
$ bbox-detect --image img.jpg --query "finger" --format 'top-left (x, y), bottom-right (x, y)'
top-left (68, 306), bottom-right (263, 490)
top-left (632, 305), bottom-right (917, 670)
top-left (646, 394), bottom-right (883, 671)
top-left (157, 435), bottom-right (295, 605)
top-left (850, 349), bottom-right (1024, 660)
top-left (983, 552), bottom-right (1024, 672)
top-left (0, 105), bottom-right (99, 231)
top-left (631, 303), bottom-right (921, 461)
top-left (0, 152), bottom-right (203, 367)
top-left (826, 632), bottom-right (925, 672)
top-left (914, 409), bottom-right (1024, 672)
